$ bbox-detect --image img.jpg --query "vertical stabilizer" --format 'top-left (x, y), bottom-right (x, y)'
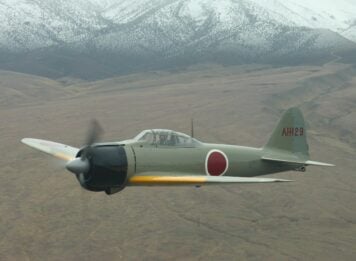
top-left (264, 107), bottom-right (309, 160)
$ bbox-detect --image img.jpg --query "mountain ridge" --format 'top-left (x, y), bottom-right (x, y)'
top-left (1, 0), bottom-right (356, 79)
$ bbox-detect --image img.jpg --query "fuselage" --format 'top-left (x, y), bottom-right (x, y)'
top-left (122, 141), bottom-right (293, 180)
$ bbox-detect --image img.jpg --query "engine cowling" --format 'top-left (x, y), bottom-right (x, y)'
top-left (75, 145), bottom-right (128, 193)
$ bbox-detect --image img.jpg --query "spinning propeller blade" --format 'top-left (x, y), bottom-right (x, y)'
top-left (66, 119), bottom-right (103, 176)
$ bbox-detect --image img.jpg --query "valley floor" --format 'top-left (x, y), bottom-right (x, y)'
top-left (0, 63), bottom-right (355, 260)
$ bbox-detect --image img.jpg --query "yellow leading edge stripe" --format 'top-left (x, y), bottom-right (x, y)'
top-left (54, 153), bottom-right (75, 161)
top-left (129, 176), bottom-right (207, 184)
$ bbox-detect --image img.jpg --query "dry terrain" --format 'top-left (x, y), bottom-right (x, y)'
top-left (0, 63), bottom-right (355, 260)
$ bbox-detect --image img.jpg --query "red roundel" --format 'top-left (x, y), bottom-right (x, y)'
top-left (206, 150), bottom-right (228, 176)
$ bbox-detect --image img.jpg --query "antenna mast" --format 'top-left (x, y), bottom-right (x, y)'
top-left (191, 118), bottom-right (194, 138)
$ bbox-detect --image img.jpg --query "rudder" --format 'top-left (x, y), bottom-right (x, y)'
top-left (264, 107), bottom-right (309, 160)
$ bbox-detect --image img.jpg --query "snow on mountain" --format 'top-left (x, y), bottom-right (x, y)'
top-left (249, 0), bottom-right (356, 41)
top-left (89, 0), bottom-right (355, 56)
top-left (0, 0), bottom-right (355, 51)
top-left (0, 0), bottom-right (109, 50)
top-left (0, 0), bottom-right (355, 79)
top-left (101, 0), bottom-right (169, 24)
top-left (98, 0), bottom-right (356, 41)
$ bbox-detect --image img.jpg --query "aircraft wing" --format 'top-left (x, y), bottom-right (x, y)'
top-left (21, 138), bottom-right (79, 161)
top-left (128, 173), bottom-right (292, 186)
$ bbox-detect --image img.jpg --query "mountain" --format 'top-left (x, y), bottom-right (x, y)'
top-left (0, 0), bottom-right (356, 79)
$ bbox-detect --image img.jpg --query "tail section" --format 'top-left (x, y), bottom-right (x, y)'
top-left (264, 107), bottom-right (309, 159)
top-left (263, 107), bottom-right (334, 167)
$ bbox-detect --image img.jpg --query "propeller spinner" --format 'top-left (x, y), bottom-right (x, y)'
top-left (65, 119), bottom-right (103, 176)
top-left (65, 119), bottom-right (129, 194)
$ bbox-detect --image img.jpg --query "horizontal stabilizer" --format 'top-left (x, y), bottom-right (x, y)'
top-left (21, 138), bottom-right (79, 161)
top-left (262, 156), bottom-right (334, 167)
top-left (305, 160), bottom-right (335, 167)
top-left (128, 174), bottom-right (292, 186)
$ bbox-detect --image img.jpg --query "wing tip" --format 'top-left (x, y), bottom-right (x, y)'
top-left (21, 138), bottom-right (31, 144)
top-left (21, 138), bottom-right (39, 147)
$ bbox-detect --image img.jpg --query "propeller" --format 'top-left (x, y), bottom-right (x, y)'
top-left (65, 119), bottom-right (103, 176)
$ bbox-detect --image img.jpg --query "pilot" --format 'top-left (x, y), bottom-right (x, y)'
top-left (166, 133), bottom-right (177, 146)
top-left (159, 134), bottom-right (167, 145)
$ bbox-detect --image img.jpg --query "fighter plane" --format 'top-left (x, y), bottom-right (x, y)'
top-left (22, 107), bottom-right (334, 195)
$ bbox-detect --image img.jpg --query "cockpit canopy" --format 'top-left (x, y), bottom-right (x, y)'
top-left (133, 129), bottom-right (201, 147)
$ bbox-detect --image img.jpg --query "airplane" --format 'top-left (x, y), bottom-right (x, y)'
top-left (21, 107), bottom-right (334, 195)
